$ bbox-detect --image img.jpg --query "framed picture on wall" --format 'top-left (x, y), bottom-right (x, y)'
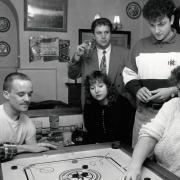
top-left (24, 0), bottom-right (68, 32)
top-left (79, 29), bottom-right (131, 49)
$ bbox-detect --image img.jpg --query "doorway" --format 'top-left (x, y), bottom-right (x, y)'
top-left (0, 0), bottom-right (19, 103)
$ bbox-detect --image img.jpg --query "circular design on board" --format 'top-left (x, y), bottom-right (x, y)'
top-left (0, 41), bottom-right (10, 56)
top-left (59, 168), bottom-right (101, 180)
top-left (0, 17), bottom-right (10, 32)
top-left (126, 2), bottom-right (141, 19)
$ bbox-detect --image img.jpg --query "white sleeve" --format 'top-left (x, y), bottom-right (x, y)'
top-left (139, 100), bottom-right (174, 141)
top-left (122, 67), bottom-right (139, 85)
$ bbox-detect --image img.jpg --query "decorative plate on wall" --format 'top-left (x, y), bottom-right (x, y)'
top-left (0, 17), bottom-right (10, 32)
top-left (126, 2), bottom-right (141, 19)
top-left (0, 41), bottom-right (10, 56)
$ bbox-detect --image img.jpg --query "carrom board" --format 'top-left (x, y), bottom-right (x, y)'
top-left (0, 143), bottom-right (178, 180)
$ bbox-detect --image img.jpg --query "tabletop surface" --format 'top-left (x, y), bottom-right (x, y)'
top-left (1, 142), bottom-right (180, 180)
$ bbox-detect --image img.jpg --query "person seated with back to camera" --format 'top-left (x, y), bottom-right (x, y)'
top-left (123, 65), bottom-right (180, 179)
top-left (0, 72), bottom-right (57, 162)
top-left (83, 70), bottom-right (135, 145)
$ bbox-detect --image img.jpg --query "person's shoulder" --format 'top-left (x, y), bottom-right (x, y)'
top-left (111, 45), bottom-right (129, 57)
top-left (0, 104), bottom-right (4, 110)
top-left (163, 97), bottom-right (180, 109)
top-left (84, 102), bottom-right (92, 110)
top-left (130, 36), bottom-right (152, 54)
top-left (134, 36), bottom-right (151, 46)
top-left (0, 104), bottom-right (3, 107)
top-left (174, 33), bottom-right (180, 40)
top-left (116, 94), bottom-right (132, 105)
top-left (0, 104), bottom-right (7, 119)
top-left (166, 97), bottom-right (179, 104)
top-left (84, 102), bottom-right (97, 109)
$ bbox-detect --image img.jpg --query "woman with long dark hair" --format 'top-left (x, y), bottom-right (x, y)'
top-left (83, 70), bottom-right (135, 145)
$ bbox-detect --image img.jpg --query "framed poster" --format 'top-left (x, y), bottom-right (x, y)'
top-left (29, 37), bottom-right (70, 62)
top-left (79, 29), bottom-right (131, 49)
top-left (24, 0), bottom-right (68, 32)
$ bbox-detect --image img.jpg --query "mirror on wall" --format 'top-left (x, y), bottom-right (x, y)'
top-left (24, 0), bottom-right (68, 32)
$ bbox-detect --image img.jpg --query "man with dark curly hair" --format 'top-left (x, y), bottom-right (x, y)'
top-left (123, 65), bottom-right (180, 179)
top-left (123, 0), bottom-right (180, 148)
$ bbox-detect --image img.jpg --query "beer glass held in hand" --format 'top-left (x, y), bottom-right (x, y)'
top-left (83, 39), bottom-right (96, 58)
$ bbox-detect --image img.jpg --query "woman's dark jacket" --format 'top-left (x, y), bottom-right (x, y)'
top-left (83, 95), bottom-right (135, 145)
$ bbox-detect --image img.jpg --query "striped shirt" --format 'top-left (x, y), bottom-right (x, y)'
top-left (0, 143), bottom-right (17, 162)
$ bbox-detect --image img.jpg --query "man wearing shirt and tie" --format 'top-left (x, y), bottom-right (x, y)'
top-left (68, 17), bottom-right (133, 108)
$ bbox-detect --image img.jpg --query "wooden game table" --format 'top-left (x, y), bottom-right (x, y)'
top-left (0, 142), bottom-right (179, 180)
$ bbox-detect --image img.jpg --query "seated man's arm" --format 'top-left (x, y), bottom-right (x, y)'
top-left (16, 118), bottom-right (57, 154)
top-left (0, 142), bottom-right (57, 162)
top-left (16, 143), bottom-right (57, 153)
top-left (19, 134), bottom-right (57, 153)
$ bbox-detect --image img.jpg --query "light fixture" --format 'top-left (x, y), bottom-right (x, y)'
top-left (94, 13), bottom-right (101, 20)
top-left (113, 15), bottom-right (122, 30)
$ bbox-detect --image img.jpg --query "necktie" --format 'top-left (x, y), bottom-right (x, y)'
top-left (100, 50), bottom-right (107, 74)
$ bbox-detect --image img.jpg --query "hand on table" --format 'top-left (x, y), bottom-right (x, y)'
top-left (122, 166), bottom-right (141, 180)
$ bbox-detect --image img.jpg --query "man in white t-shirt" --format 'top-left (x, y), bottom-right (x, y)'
top-left (0, 72), bottom-right (56, 162)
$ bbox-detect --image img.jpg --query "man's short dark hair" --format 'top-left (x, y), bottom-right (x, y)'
top-left (142, 0), bottom-right (175, 21)
top-left (91, 17), bottom-right (113, 34)
top-left (3, 72), bottom-right (31, 92)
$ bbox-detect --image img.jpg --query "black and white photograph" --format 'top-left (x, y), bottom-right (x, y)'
top-left (1, 0), bottom-right (180, 180)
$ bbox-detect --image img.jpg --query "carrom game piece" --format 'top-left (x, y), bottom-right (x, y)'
top-left (82, 165), bottom-right (88, 169)
top-left (11, 165), bottom-right (18, 170)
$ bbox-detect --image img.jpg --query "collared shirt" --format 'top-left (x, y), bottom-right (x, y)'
top-left (97, 45), bottom-right (111, 74)
top-left (151, 28), bottom-right (176, 45)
